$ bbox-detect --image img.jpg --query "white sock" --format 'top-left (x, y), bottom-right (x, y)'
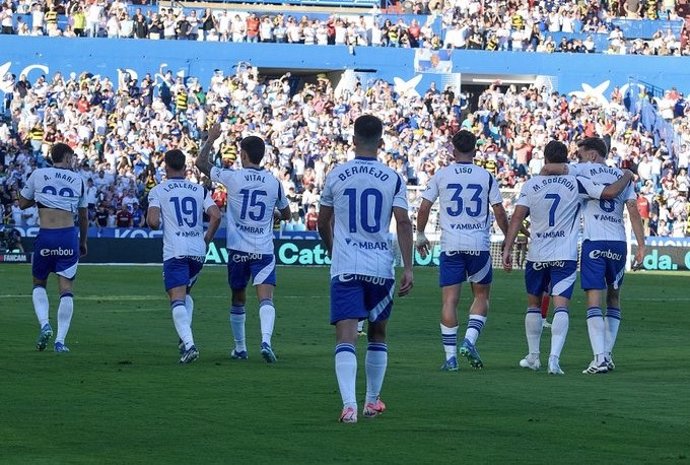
top-left (550, 307), bottom-right (569, 359)
top-left (185, 294), bottom-right (194, 325)
top-left (55, 293), bottom-right (74, 344)
top-left (335, 343), bottom-right (357, 408)
top-left (605, 307), bottom-right (622, 355)
top-left (259, 299), bottom-right (275, 346)
top-left (525, 308), bottom-right (543, 358)
top-left (441, 323), bottom-right (458, 360)
top-left (172, 300), bottom-right (194, 350)
top-left (32, 286), bottom-right (50, 328)
top-left (365, 343), bottom-right (387, 404)
top-left (357, 320), bottom-right (365, 333)
top-left (230, 305), bottom-right (246, 352)
top-left (464, 315), bottom-right (487, 345)
top-left (586, 307), bottom-right (606, 362)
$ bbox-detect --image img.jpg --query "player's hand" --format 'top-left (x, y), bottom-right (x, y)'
top-left (398, 269), bottom-right (414, 297)
top-left (206, 123), bottom-right (222, 142)
top-left (502, 250), bottom-right (512, 272)
top-left (79, 241), bottom-right (88, 258)
top-left (632, 245), bottom-right (645, 271)
top-left (415, 232), bottom-right (430, 258)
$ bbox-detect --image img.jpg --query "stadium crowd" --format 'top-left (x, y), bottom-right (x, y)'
top-left (0, 0), bottom-right (688, 55)
top-left (1, 58), bottom-right (689, 238)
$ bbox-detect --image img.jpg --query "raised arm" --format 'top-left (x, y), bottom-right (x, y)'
top-left (195, 123), bottom-right (222, 177)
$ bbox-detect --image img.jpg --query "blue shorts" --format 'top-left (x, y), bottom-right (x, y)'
top-left (580, 240), bottom-right (627, 291)
top-left (525, 260), bottom-right (578, 299)
top-left (439, 251), bottom-right (492, 287)
top-left (163, 256), bottom-right (205, 291)
top-left (227, 250), bottom-right (276, 290)
top-left (32, 227), bottom-right (79, 280)
top-left (330, 274), bottom-right (395, 325)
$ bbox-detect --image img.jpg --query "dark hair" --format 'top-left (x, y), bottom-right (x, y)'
top-left (353, 115), bottom-right (383, 146)
top-left (50, 143), bottom-right (74, 163)
top-left (577, 137), bottom-right (608, 159)
top-left (451, 130), bottom-right (476, 153)
top-left (240, 136), bottom-right (266, 164)
top-left (544, 140), bottom-right (568, 163)
top-left (164, 149), bottom-right (186, 171)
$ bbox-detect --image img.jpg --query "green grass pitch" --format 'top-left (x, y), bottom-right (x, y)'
top-left (1, 265), bottom-right (689, 464)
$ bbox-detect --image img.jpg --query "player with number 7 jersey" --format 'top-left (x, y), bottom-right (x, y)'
top-left (502, 140), bottom-right (634, 375)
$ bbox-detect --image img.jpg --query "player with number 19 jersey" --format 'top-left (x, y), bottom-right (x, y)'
top-left (210, 166), bottom-right (288, 255)
top-left (421, 162), bottom-right (502, 252)
top-left (147, 178), bottom-right (215, 261)
top-left (320, 157), bottom-right (408, 279)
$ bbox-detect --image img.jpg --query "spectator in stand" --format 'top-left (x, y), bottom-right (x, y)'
top-left (115, 203), bottom-right (133, 227)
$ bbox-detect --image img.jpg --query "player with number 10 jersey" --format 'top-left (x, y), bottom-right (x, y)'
top-left (320, 158), bottom-right (408, 279)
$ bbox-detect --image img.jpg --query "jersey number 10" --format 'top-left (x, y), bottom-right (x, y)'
top-left (344, 188), bottom-right (383, 233)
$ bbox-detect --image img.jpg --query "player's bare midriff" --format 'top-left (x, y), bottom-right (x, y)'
top-left (38, 208), bottom-right (76, 229)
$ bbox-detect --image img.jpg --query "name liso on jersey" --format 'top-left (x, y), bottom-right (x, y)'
top-left (320, 158), bottom-right (408, 279)
top-left (148, 179), bottom-right (214, 261)
top-left (20, 167), bottom-right (87, 214)
top-left (570, 162), bottom-right (636, 242)
top-left (421, 162), bottom-right (502, 252)
top-left (210, 166), bottom-right (288, 255)
top-left (517, 175), bottom-right (605, 262)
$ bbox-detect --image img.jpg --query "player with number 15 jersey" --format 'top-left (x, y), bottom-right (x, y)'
top-left (196, 126), bottom-right (290, 363)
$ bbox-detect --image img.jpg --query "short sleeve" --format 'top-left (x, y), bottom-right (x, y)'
top-left (393, 173), bottom-right (409, 210)
top-left (275, 181), bottom-right (289, 210)
top-left (488, 173), bottom-right (502, 206)
top-left (420, 173), bottom-right (439, 204)
top-left (202, 189), bottom-right (215, 211)
top-left (77, 180), bottom-right (88, 208)
top-left (20, 172), bottom-right (36, 200)
top-left (320, 172), bottom-right (334, 207)
top-left (515, 183), bottom-right (531, 208)
top-left (148, 186), bottom-right (160, 208)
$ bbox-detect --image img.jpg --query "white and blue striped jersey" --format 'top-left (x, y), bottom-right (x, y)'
top-left (211, 166), bottom-right (288, 255)
top-left (148, 178), bottom-right (215, 261)
top-left (569, 162), bottom-right (636, 242)
top-left (421, 162), bottom-right (502, 252)
top-left (516, 175), bottom-right (605, 261)
top-left (321, 157), bottom-right (408, 279)
top-left (20, 167), bottom-right (87, 214)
